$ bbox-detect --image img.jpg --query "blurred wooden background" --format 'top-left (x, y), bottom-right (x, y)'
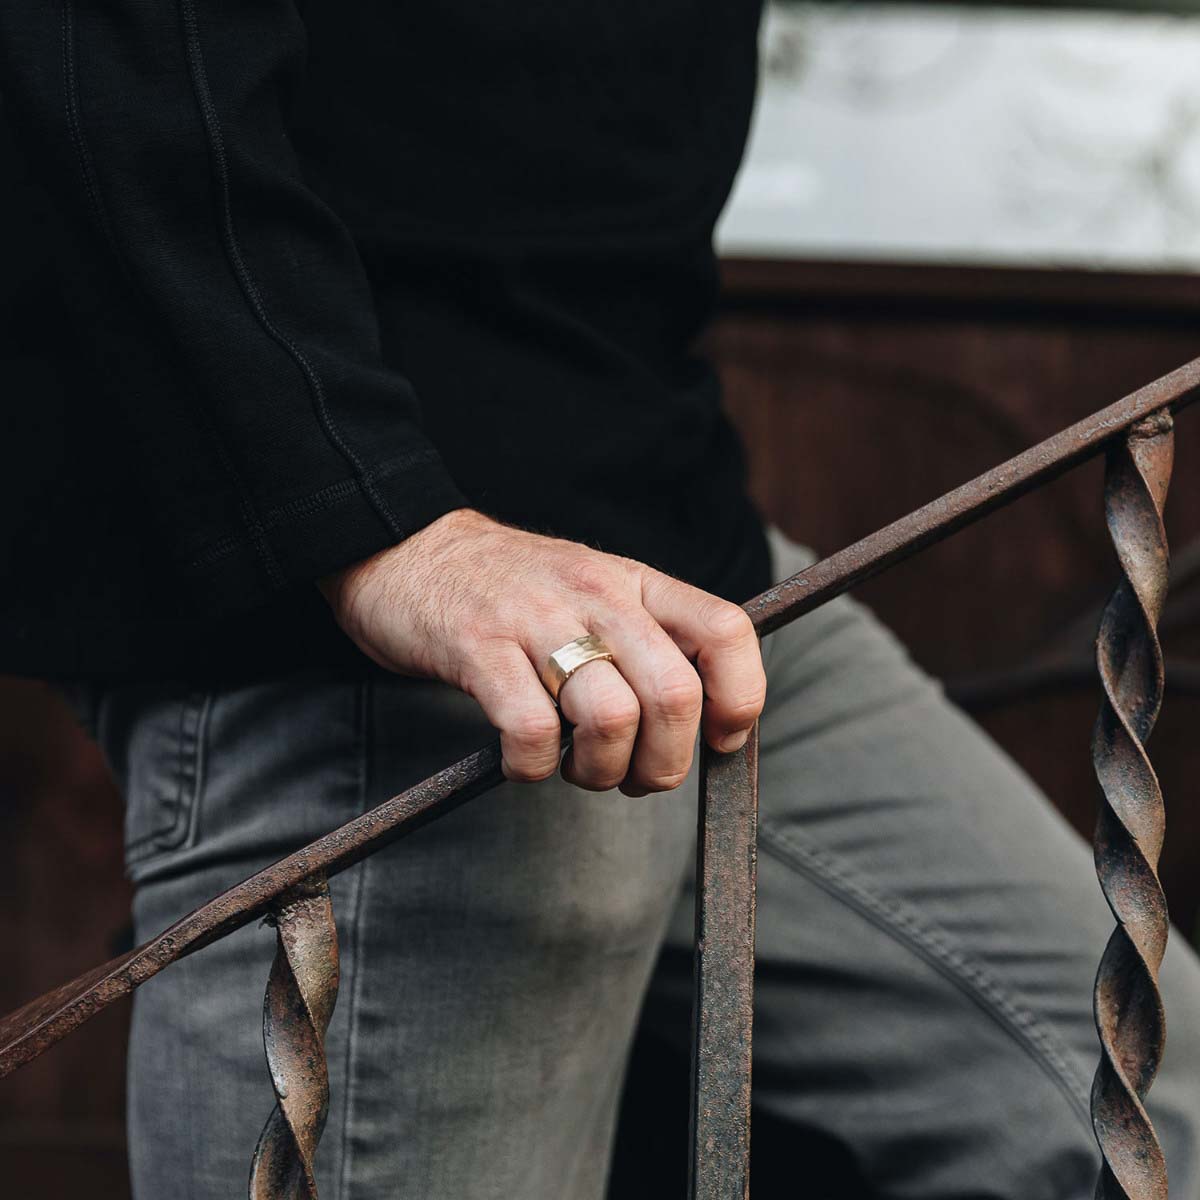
top-left (4, 259), bottom-right (1200, 1197)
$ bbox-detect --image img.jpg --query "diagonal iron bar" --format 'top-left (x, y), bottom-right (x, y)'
top-left (1, 354), bottom-right (1198, 1197)
top-left (0, 742), bottom-right (506, 1078)
top-left (744, 357), bottom-right (1200, 637)
top-left (2, 358), bottom-right (1197, 1066)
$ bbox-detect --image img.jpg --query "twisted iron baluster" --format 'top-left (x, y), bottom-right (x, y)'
top-left (249, 875), bottom-right (340, 1200)
top-left (1091, 411), bottom-right (1174, 1200)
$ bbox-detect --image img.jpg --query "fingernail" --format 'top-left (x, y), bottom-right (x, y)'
top-left (717, 730), bottom-right (749, 754)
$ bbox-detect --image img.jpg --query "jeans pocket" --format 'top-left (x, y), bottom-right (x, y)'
top-left (93, 686), bottom-right (212, 872)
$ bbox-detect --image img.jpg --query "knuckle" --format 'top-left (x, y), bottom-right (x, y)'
top-left (562, 750), bottom-right (626, 793)
top-left (721, 693), bottom-right (766, 727)
top-left (565, 555), bottom-right (620, 598)
top-left (653, 670), bottom-right (704, 721)
top-left (585, 694), bottom-right (640, 742)
top-left (457, 616), bottom-right (502, 655)
top-left (704, 601), bottom-right (755, 645)
top-left (502, 724), bottom-right (562, 781)
top-left (510, 710), bottom-right (564, 748)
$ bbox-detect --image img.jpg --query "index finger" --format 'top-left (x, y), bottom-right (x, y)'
top-left (638, 571), bottom-right (766, 753)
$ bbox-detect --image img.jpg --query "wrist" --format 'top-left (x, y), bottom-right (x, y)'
top-left (317, 506), bottom-right (481, 613)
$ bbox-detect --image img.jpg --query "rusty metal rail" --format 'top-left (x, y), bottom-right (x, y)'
top-left (1092, 413), bottom-right (1174, 1200)
top-left (3, 356), bottom-right (1199, 1198)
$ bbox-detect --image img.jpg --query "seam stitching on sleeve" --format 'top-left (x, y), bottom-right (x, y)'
top-left (176, 0), bottom-right (404, 543)
top-left (61, 1), bottom-right (112, 250)
top-left (759, 821), bottom-right (1095, 1132)
top-left (61, 0), bottom-right (285, 590)
top-left (185, 447), bottom-right (444, 571)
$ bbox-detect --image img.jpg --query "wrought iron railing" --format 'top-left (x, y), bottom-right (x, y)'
top-left (3, 357), bottom-right (1199, 1199)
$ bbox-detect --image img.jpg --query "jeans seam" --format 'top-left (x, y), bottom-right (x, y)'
top-left (184, 692), bottom-right (213, 849)
top-left (758, 820), bottom-right (1095, 1132)
top-left (338, 678), bottom-right (371, 1200)
top-left (124, 692), bottom-right (212, 863)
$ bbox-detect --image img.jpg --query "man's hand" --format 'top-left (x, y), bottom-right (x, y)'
top-left (319, 509), bottom-right (766, 795)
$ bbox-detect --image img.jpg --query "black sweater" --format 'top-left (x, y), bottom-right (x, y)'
top-left (0, 0), bottom-right (770, 681)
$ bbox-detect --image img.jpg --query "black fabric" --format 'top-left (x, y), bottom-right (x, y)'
top-left (0, 0), bottom-right (770, 681)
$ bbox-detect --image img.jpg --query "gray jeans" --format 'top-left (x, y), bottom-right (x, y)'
top-left (88, 531), bottom-right (1200, 1199)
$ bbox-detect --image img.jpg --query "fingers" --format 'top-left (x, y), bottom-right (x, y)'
top-left (557, 658), bottom-right (641, 792)
top-left (465, 632), bottom-right (644, 793)
top-left (587, 608), bottom-right (704, 796)
top-left (460, 557), bottom-right (764, 799)
top-left (639, 572), bottom-right (766, 753)
top-left (461, 644), bottom-right (565, 783)
top-left (527, 617), bottom-right (698, 795)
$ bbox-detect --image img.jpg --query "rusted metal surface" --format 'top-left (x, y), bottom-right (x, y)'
top-left (689, 727), bottom-right (758, 1200)
top-left (0, 742), bottom-right (504, 1078)
top-left (2, 350), bottom-right (1200, 1185)
top-left (3, 357), bottom-right (1198, 1077)
top-left (1091, 412), bottom-right (1174, 1200)
top-left (249, 875), bottom-right (340, 1200)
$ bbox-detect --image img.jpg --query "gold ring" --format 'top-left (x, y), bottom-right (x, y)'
top-left (542, 633), bottom-right (615, 703)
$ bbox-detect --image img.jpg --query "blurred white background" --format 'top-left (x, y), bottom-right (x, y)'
top-left (718, 3), bottom-right (1200, 268)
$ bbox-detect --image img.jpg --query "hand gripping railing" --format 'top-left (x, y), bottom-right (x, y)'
top-left (3, 358), bottom-right (1199, 1199)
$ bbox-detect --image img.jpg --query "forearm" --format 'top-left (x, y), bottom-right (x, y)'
top-left (0, 0), bottom-right (464, 594)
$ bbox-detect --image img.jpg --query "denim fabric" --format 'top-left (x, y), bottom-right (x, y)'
top-left (86, 531), bottom-right (1200, 1199)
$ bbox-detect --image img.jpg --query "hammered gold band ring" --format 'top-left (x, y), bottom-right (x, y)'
top-left (541, 633), bottom-right (616, 704)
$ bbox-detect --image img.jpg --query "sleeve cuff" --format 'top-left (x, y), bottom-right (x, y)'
top-left (186, 452), bottom-right (470, 609)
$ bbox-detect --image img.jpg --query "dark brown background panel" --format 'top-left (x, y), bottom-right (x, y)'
top-left (713, 259), bottom-right (1200, 940)
top-left (0, 680), bottom-right (131, 1197)
top-left (3, 259), bottom-right (1199, 1198)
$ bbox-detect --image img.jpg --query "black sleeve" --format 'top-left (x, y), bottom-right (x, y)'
top-left (0, 0), bottom-right (467, 603)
